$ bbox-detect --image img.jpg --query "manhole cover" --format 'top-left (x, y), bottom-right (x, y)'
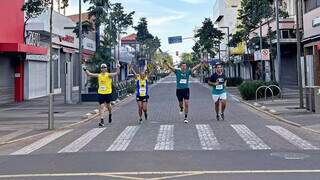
top-left (270, 152), bottom-right (310, 160)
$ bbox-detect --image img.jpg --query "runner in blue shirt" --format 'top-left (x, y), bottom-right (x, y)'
top-left (208, 63), bottom-right (227, 121)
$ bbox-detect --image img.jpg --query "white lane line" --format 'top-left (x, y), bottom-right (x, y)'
top-left (11, 129), bottom-right (73, 155)
top-left (267, 125), bottom-right (319, 150)
top-left (106, 126), bottom-right (140, 151)
top-left (154, 125), bottom-right (174, 151)
top-left (231, 124), bottom-right (271, 150)
top-left (196, 124), bottom-right (220, 150)
top-left (0, 129), bottom-right (33, 143)
top-left (58, 128), bottom-right (106, 153)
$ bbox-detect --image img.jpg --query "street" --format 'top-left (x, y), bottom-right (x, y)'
top-left (0, 76), bottom-right (319, 179)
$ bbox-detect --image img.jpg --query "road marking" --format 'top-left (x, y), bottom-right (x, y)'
top-left (267, 125), bottom-right (319, 150)
top-left (196, 124), bottom-right (220, 150)
top-left (58, 128), bottom-right (106, 153)
top-left (1, 169), bottom-right (320, 178)
top-left (0, 129), bottom-right (32, 143)
top-left (11, 129), bottom-right (73, 155)
top-left (231, 124), bottom-right (271, 150)
top-left (106, 126), bottom-right (140, 151)
top-left (155, 125), bottom-right (174, 151)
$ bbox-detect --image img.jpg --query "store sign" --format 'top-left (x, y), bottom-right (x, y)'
top-left (312, 17), bottom-right (320, 27)
top-left (83, 38), bottom-right (96, 51)
top-left (254, 49), bottom-right (270, 61)
top-left (26, 32), bottom-right (40, 47)
top-left (61, 35), bottom-right (75, 43)
top-left (26, 55), bottom-right (49, 61)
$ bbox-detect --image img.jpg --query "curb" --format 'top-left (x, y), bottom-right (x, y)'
top-left (200, 83), bottom-right (320, 134)
top-left (0, 77), bottom-right (169, 146)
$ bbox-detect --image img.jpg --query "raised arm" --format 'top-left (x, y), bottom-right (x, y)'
top-left (83, 66), bottom-right (99, 78)
top-left (108, 63), bottom-right (121, 77)
top-left (164, 61), bottom-right (176, 73)
top-left (129, 64), bottom-right (138, 76)
top-left (191, 61), bottom-right (203, 74)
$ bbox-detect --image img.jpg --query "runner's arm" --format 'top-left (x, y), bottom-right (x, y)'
top-left (83, 67), bottom-right (99, 78)
top-left (108, 64), bottom-right (121, 77)
top-left (164, 61), bottom-right (176, 73)
top-left (191, 61), bottom-right (203, 74)
top-left (129, 64), bottom-right (138, 76)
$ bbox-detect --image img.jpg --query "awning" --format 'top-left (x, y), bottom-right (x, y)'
top-left (0, 43), bottom-right (47, 55)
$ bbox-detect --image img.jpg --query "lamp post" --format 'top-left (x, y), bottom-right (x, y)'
top-left (219, 26), bottom-right (230, 63)
top-left (275, 0), bottom-right (282, 87)
top-left (296, 0), bottom-right (304, 108)
top-left (78, 0), bottom-right (82, 104)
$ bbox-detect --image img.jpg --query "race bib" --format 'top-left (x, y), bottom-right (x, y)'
top-left (100, 86), bottom-right (107, 91)
top-left (216, 85), bottom-right (223, 90)
top-left (180, 79), bottom-right (187, 84)
top-left (139, 88), bottom-right (146, 94)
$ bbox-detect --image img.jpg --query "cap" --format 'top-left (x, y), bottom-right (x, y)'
top-left (101, 63), bottom-right (107, 68)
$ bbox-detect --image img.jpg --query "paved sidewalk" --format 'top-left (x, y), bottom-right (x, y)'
top-left (227, 87), bottom-right (320, 133)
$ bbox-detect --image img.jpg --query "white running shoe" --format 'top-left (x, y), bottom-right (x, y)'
top-left (184, 119), bottom-right (188, 124)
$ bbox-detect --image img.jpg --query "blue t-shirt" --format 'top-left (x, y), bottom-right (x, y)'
top-left (175, 69), bottom-right (191, 89)
top-left (210, 73), bottom-right (226, 94)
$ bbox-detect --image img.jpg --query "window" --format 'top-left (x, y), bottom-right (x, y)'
top-left (282, 30), bottom-right (289, 39)
top-left (305, 0), bottom-right (319, 13)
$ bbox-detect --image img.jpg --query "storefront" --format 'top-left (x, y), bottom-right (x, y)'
top-left (26, 10), bottom-right (79, 103)
top-left (0, 0), bottom-right (47, 105)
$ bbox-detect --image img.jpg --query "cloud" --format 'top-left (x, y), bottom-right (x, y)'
top-left (179, 0), bottom-right (208, 4)
top-left (149, 14), bottom-right (186, 26)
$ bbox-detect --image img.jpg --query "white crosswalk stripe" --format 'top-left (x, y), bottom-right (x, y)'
top-left (106, 126), bottom-right (140, 151)
top-left (58, 128), bottom-right (106, 153)
top-left (231, 124), bottom-right (271, 150)
top-left (155, 125), bottom-right (174, 150)
top-left (267, 125), bottom-right (319, 150)
top-left (11, 129), bottom-right (73, 155)
top-left (196, 124), bottom-right (220, 150)
top-left (0, 129), bottom-right (33, 143)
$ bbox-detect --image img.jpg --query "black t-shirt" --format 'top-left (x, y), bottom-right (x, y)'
top-left (210, 73), bottom-right (226, 94)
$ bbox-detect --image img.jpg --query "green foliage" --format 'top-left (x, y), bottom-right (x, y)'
top-left (226, 77), bottom-right (243, 87)
top-left (238, 80), bottom-right (279, 100)
top-left (73, 20), bottom-right (94, 38)
top-left (180, 53), bottom-right (200, 67)
top-left (194, 18), bottom-right (224, 58)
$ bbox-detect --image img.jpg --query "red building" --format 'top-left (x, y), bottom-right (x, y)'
top-left (0, 0), bottom-right (47, 104)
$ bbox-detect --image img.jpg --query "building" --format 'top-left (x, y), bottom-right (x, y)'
top-left (302, 0), bottom-right (320, 86)
top-left (26, 10), bottom-right (80, 103)
top-left (0, 0), bottom-right (47, 105)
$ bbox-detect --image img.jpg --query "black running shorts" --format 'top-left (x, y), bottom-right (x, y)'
top-left (176, 88), bottom-right (190, 102)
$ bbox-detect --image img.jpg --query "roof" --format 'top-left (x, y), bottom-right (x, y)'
top-left (121, 34), bottom-right (137, 42)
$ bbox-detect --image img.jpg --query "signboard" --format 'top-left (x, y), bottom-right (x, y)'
top-left (254, 49), bottom-right (270, 61)
top-left (168, 36), bottom-right (182, 44)
top-left (312, 17), bottom-right (320, 27)
top-left (26, 31), bottom-right (40, 47)
top-left (261, 49), bottom-right (270, 60)
top-left (61, 35), bottom-right (75, 43)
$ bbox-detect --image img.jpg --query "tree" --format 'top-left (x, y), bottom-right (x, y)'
top-left (84, 0), bottom-right (111, 49)
top-left (73, 20), bottom-right (94, 38)
top-left (194, 18), bottom-right (224, 58)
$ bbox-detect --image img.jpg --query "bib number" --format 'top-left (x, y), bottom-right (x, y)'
top-left (216, 85), bottom-right (223, 90)
top-left (180, 79), bottom-right (187, 84)
top-left (100, 86), bottom-right (107, 91)
top-left (139, 88), bottom-right (146, 94)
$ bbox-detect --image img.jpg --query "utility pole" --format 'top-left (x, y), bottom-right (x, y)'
top-left (78, 0), bottom-right (82, 104)
top-left (275, 0), bottom-right (281, 88)
top-left (296, 0), bottom-right (304, 108)
top-left (259, 23), bottom-right (264, 81)
top-left (48, 0), bottom-right (54, 130)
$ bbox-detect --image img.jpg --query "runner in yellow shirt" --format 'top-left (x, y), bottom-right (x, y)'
top-left (83, 63), bottom-right (120, 127)
top-left (129, 64), bottom-right (154, 124)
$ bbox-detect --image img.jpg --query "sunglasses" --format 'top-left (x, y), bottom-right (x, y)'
top-left (101, 67), bottom-right (107, 69)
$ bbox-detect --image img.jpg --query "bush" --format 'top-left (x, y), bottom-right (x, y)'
top-left (226, 77), bottom-right (243, 87)
top-left (238, 80), bottom-right (279, 100)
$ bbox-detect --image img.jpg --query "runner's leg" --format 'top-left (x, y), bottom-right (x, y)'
top-left (137, 101), bottom-right (143, 119)
top-left (99, 103), bottom-right (105, 126)
top-left (106, 103), bottom-right (112, 123)
top-left (143, 101), bottom-right (148, 120)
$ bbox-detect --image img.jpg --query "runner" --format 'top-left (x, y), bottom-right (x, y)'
top-left (164, 61), bottom-right (203, 123)
top-left (208, 63), bottom-right (227, 121)
top-left (83, 63), bottom-right (120, 127)
top-left (129, 64), bottom-right (154, 124)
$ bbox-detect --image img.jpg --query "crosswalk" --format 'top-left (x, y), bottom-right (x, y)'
top-left (8, 124), bottom-right (319, 156)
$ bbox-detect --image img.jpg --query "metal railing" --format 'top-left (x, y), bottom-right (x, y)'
top-left (256, 85), bottom-right (282, 102)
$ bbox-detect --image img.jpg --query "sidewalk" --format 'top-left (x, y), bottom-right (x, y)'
top-left (0, 92), bottom-right (112, 144)
top-left (227, 87), bottom-right (320, 133)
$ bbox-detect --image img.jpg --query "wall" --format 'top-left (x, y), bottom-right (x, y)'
top-left (0, 0), bottom-right (24, 44)
top-left (303, 7), bottom-right (320, 39)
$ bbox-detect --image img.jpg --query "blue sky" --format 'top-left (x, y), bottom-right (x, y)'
top-left (66, 0), bottom-right (216, 61)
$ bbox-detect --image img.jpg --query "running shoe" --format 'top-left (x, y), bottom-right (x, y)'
top-left (216, 114), bottom-right (220, 121)
top-left (184, 119), bottom-right (188, 124)
top-left (179, 107), bottom-right (184, 115)
top-left (139, 118), bottom-right (143, 124)
top-left (220, 113), bottom-right (225, 121)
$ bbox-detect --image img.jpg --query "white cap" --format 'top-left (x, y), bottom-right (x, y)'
top-left (101, 63), bottom-right (107, 68)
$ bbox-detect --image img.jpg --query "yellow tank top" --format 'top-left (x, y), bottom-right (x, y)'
top-left (98, 73), bottom-right (112, 94)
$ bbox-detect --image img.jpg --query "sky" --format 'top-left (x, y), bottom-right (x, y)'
top-left (65, 0), bottom-right (217, 62)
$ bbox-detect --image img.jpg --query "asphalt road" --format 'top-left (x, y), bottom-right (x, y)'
top-left (0, 76), bottom-right (319, 180)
